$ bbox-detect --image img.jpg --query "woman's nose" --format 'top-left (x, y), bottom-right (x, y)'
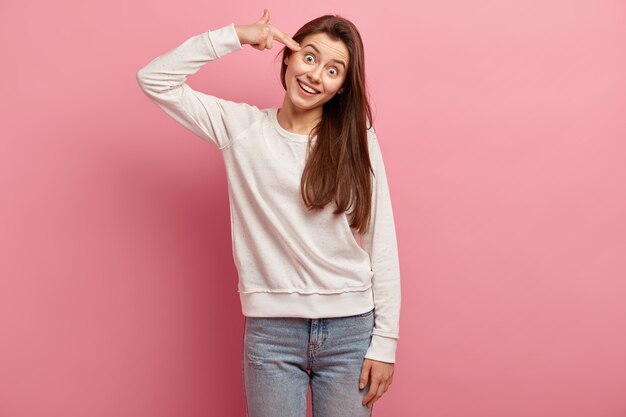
top-left (307, 66), bottom-right (323, 83)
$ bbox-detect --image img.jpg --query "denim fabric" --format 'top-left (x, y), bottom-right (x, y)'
top-left (242, 309), bottom-right (376, 417)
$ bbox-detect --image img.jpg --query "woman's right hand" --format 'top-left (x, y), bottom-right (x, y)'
top-left (235, 9), bottom-right (301, 52)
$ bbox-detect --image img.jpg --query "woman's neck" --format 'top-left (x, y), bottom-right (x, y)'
top-left (276, 102), bottom-right (322, 136)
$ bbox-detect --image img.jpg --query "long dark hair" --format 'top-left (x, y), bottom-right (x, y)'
top-left (279, 15), bottom-right (374, 235)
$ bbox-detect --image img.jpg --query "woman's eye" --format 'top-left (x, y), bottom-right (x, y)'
top-left (305, 54), bottom-right (315, 63)
top-left (329, 68), bottom-right (338, 76)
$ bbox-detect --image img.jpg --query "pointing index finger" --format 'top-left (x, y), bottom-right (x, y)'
top-left (271, 27), bottom-right (301, 51)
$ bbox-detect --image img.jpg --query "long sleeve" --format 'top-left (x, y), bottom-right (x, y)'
top-left (136, 23), bottom-right (261, 149)
top-left (362, 129), bottom-right (402, 363)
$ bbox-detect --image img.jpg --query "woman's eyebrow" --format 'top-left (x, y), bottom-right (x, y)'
top-left (303, 44), bottom-right (346, 69)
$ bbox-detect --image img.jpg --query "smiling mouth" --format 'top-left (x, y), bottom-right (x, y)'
top-left (298, 80), bottom-right (320, 94)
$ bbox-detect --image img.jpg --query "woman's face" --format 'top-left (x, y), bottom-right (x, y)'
top-left (283, 32), bottom-right (350, 112)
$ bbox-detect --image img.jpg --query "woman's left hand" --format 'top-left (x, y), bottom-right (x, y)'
top-left (359, 358), bottom-right (395, 408)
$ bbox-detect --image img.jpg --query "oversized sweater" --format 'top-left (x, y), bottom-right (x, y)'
top-left (136, 23), bottom-right (401, 363)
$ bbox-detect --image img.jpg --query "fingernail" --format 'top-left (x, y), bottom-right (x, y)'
top-left (359, 383), bottom-right (364, 389)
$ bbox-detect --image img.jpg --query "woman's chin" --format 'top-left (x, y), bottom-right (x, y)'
top-left (290, 98), bottom-right (322, 112)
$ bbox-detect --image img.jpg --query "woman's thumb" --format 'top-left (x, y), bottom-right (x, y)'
top-left (359, 360), bottom-right (371, 389)
top-left (257, 9), bottom-right (270, 24)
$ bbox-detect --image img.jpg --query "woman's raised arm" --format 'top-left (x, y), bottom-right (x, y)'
top-left (136, 10), bottom-right (299, 149)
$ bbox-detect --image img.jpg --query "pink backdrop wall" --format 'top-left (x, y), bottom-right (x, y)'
top-left (1, 0), bottom-right (625, 416)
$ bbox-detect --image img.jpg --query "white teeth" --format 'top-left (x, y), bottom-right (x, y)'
top-left (298, 80), bottom-right (318, 94)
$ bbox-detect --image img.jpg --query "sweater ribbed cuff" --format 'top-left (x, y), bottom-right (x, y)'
top-left (208, 23), bottom-right (242, 58)
top-left (364, 334), bottom-right (398, 364)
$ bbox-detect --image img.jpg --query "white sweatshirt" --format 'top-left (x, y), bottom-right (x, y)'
top-left (136, 23), bottom-right (401, 363)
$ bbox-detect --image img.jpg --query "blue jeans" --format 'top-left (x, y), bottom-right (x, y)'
top-left (242, 309), bottom-right (376, 417)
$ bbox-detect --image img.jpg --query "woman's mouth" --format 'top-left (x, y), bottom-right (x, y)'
top-left (298, 80), bottom-right (320, 95)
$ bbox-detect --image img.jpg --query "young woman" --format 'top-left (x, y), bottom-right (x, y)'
top-left (137, 9), bottom-right (401, 417)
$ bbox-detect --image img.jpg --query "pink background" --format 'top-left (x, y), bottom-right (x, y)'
top-left (1, 0), bottom-right (626, 416)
